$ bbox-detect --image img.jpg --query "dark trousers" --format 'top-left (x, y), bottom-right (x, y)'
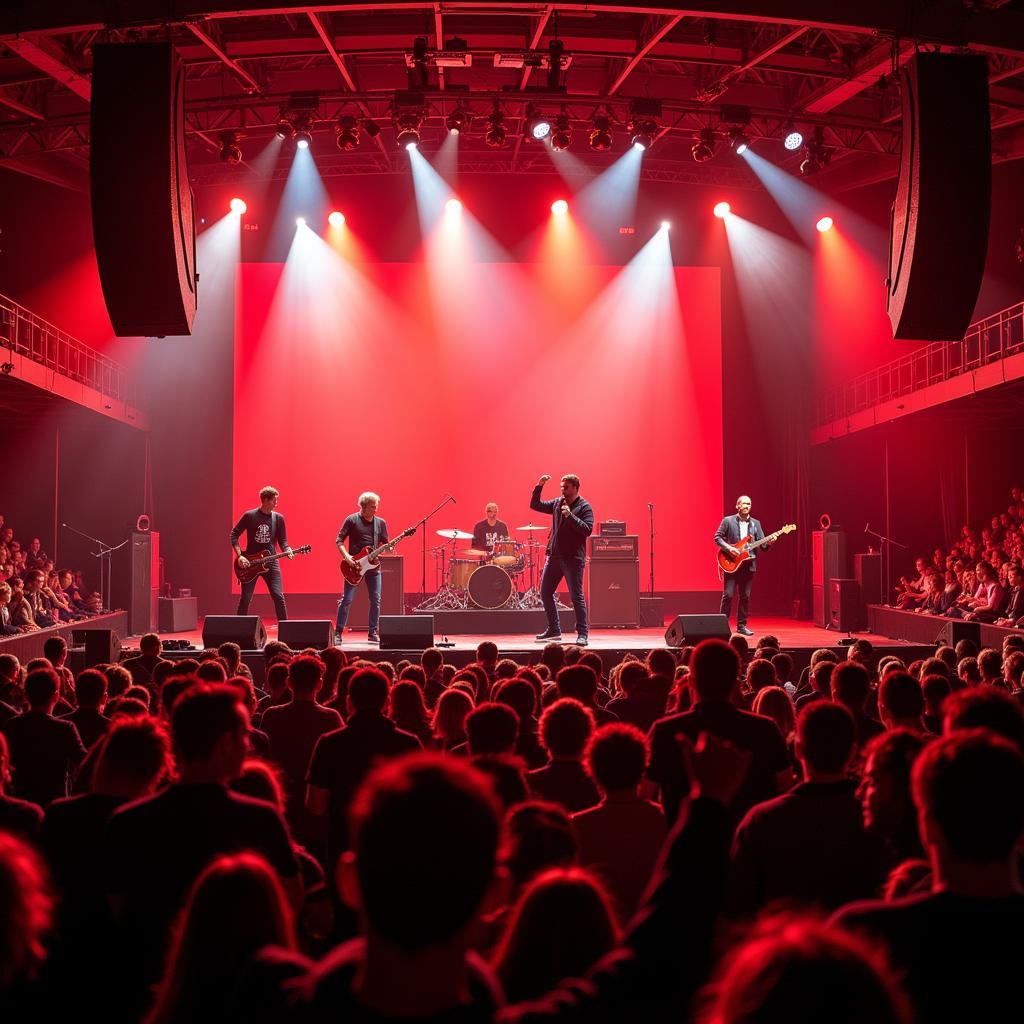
top-left (237, 561), bottom-right (288, 621)
top-left (541, 552), bottom-right (588, 637)
top-left (720, 561), bottom-right (754, 627)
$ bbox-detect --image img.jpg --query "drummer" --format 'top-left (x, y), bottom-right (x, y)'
top-left (472, 502), bottom-right (511, 555)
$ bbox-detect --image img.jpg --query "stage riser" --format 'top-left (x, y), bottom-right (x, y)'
top-left (0, 612), bottom-right (128, 664)
top-left (430, 609), bottom-right (576, 635)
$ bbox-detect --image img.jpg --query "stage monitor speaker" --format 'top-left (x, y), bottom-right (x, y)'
top-left (589, 559), bottom-right (640, 627)
top-left (829, 578), bottom-right (862, 632)
top-left (887, 53), bottom-right (991, 341)
top-left (158, 596), bottom-right (197, 633)
top-left (664, 614), bottom-right (730, 647)
top-left (379, 615), bottom-right (434, 651)
top-left (90, 42), bottom-right (197, 337)
top-left (854, 553), bottom-right (884, 607)
top-left (936, 620), bottom-right (981, 648)
top-left (278, 620), bottom-right (334, 650)
top-left (202, 615), bottom-right (266, 650)
top-left (345, 556), bottom-right (404, 628)
top-left (73, 629), bottom-right (121, 668)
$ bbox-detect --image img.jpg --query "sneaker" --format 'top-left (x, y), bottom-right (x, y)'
top-left (367, 633), bottom-right (381, 644)
top-left (535, 628), bottom-right (563, 642)
top-left (575, 635), bottom-right (589, 647)
top-left (736, 625), bottom-right (754, 637)
top-left (333, 632), bottom-right (344, 645)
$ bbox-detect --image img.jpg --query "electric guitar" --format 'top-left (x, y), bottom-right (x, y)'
top-left (234, 544), bottom-right (312, 584)
top-left (717, 524), bottom-right (796, 574)
top-left (341, 528), bottom-right (416, 585)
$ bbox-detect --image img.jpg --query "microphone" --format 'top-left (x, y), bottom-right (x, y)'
top-left (648, 503), bottom-right (654, 509)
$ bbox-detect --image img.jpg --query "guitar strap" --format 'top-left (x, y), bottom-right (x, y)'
top-left (373, 516), bottom-right (380, 550)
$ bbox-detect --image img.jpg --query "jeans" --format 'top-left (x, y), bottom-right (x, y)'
top-left (336, 570), bottom-right (381, 634)
top-left (541, 552), bottom-right (588, 637)
top-left (237, 561), bottom-right (288, 621)
top-left (720, 561), bottom-right (754, 627)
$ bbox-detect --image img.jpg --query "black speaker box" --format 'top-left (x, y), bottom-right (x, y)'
top-left (664, 614), bottom-right (731, 647)
top-left (158, 596), bottom-right (197, 633)
top-left (829, 578), bottom-right (862, 632)
top-left (937, 620), bottom-right (981, 648)
top-left (812, 530), bottom-right (848, 625)
top-left (854, 553), bottom-right (883, 607)
top-left (589, 559), bottom-right (640, 627)
top-left (278, 620), bottom-right (334, 650)
top-left (887, 53), bottom-right (991, 341)
top-left (91, 42), bottom-right (197, 336)
top-left (202, 615), bottom-right (266, 650)
top-left (73, 628), bottom-right (121, 667)
top-left (379, 615), bottom-right (434, 651)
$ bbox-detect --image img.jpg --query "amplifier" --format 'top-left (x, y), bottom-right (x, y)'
top-left (589, 535), bottom-right (639, 560)
top-left (598, 520), bottom-right (626, 536)
top-left (588, 560), bottom-right (639, 627)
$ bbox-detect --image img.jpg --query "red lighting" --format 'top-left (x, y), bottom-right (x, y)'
top-left (229, 197), bottom-right (247, 215)
top-left (328, 211), bottom-right (345, 227)
top-left (713, 201), bottom-right (730, 219)
top-left (551, 199), bottom-right (569, 216)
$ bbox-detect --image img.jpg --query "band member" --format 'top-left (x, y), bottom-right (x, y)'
top-left (336, 492), bottom-right (388, 644)
top-left (531, 473), bottom-right (593, 646)
top-left (714, 495), bottom-right (768, 637)
top-left (472, 503), bottom-right (511, 553)
top-left (231, 485), bottom-right (293, 621)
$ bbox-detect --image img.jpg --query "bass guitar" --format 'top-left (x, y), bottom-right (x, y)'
top-left (717, 524), bottom-right (796, 574)
top-left (341, 528), bottom-right (416, 585)
top-left (234, 544), bottom-right (312, 584)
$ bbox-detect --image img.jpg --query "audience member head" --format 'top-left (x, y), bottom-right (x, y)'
top-left (752, 686), bottom-right (795, 739)
top-left (502, 801), bottom-right (576, 890)
top-left (399, 665), bottom-right (427, 691)
top-left (935, 645), bottom-right (958, 673)
top-left (195, 660), bottom-right (228, 684)
top-left (347, 667), bottom-right (390, 716)
top-left (811, 659), bottom-right (835, 696)
top-left (878, 671), bottom-right (924, 731)
top-left (24, 667), bottom-right (58, 712)
top-left (539, 698), bottom-right (595, 761)
top-left (729, 633), bottom-right (750, 663)
top-left (495, 658), bottom-right (520, 682)
top-left (954, 637), bottom-right (978, 661)
top-left (93, 716), bottom-right (173, 799)
top-left (1004, 651), bottom-right (1024, 691)
top-left (830, 661), bottom-right (870, 714)
top-left (957, 656), bottom-right (982, 686)
top-left (42, 635), bottom-right (67, 668)
top-left (977, 648), bottom-right (1003, 683)
top-left (646, 648), bottom-right (677, 680)
top-left (745, 658), bottom-right (777, 695)
top-left (74, 668), bottom-right (108, 710)
top-left (541, 642), bottom-right (565, 675)
top-left (616, 660), bottom-right (649, 698)
top-left (942, 687), bottom-right (1024, 751)
top-left (556, 664), bottom-right (599, 707)
top-left (287, 654), bottom-right (324, 700)
top-left (264, 662), bottom-right (290, 698)
top-left (770, 652), bottom-right (793, 685)
top-left (796, 702), bottom-right (856, 779)
top-left (859, 729), bottom-right (928, 848)
top-left (140, 633), bottom-right (163, 657)
top-left (230, 758), bottom-right (286, 809)
top-left (495, 678), bottom-right (537, 724)
top-left (390, 681), bottom-right (430, 732)
top-left (432, 688), bottom-right (474, 748)
top-left (171, 684), bottom-right (249, 780)
top-left (585, 723), bottom-right (648, 794)
top-left (476, 641), bottom-right (499, 670)
top-left (690, 639), bottom-right (741, 703)
top-left (921, 674), bottom-right (951, 718)
top-left (421, 647), bottom-right (443, 677)
top-left (466, 702), bottom-right (519, 756)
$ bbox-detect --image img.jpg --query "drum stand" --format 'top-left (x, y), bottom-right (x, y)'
top-left (517, 539), bottom-right (567, 611)
top-left (415, 536), bottom-right (469, 611)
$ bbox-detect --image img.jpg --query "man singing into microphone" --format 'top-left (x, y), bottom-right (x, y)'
top-left (531, 473), bottom-right (594, 646)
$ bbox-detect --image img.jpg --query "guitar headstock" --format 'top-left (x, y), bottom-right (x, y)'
top-left (401, 528), bottom-right (416, 539)
top-left (296, 544), bottom-right (312, 554)
top-left (779, 524), bottom-right (797, 534)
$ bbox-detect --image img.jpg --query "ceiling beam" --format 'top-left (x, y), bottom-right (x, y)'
top-left (0, 85), bottom-right (44, 119)
top-left (0, 151), bottom-right (88, 190)
top-left (520, 6), bottom-right (552, 90)
top-left (434, 2), bottom-right (445, 91)
top-left (799, 38), bottom-right (913, 114)
top-left (607, 14), bottom-right (684, 96)
top-left (2, 34), bottom-right (90, 101)
top-left (185, 19), bottom-right (262, 92)
top-left (695, 23), bottom-right (805, 100)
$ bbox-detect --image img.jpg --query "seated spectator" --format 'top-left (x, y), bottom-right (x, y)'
top-left (0, 581), bottom-right (21, 636)
top-left (957, 656), bottom-right (982, 686)
top-left (255, 662), bottom-right (291, 723)
top-left (60, 668), bottom-right (110, 749)
top-left (420, 646), bottom-right (446, 708)
top-left (648, 639), bottom-right (790, 823)
top-left (833, 730), bottom-right (1024, 1024)
top-left (306, 668), bottom-right (421, 877)
top-left (994, 563), bottom-right (1024, 626)
top-left (831, 661), bottom-right (885, 749)
top-left (770, 652), bottom-right (795, 696)
top-left (878, 672), bottom-right (926, 733)
top-left (1, 667), bottom-right (87, 806)
top-left (503, 801), bottom-right (578, 896)
top-left (56, 569), bottom-right (87, 614)
top-left (389, 680), bottom-right (435, 748)
top-left (24, 537), bottom-right (48, 570)
top-left (493, 868), bottom-right (621, 1003)
top-left (466, 702), bottom-right (520, 757)
top-left (123, 633), bottom-right (171, 691)
top-left (0, 732), bottom-right (43, 839)
top-left (942, 686), bottom-right (1024, 751)
top-left (541, 641), bottom-right (566, 678)
top-left (921, 674), bottom-right (951, 735)
top-left (529, 698), bottom-right (600, 813)
top-left (961, 560), bottom-right (1006, 622)
top-left (147, 853), bottom-right (304, 1024)
top-left (796, 659), bottom-right (835, 712)
top-left (895, 557), bottom-right (930, 608)
top-left (977, 648), bottom-right (1004, 688)
top-left (7, 576), bottom-right (38, 632)
top-left (432, 687), bottom-right (474, 751)
top-left (729, 702), bottom-right (887, 916)
top-left (743, 658), bottom-right (777, 708)
top-left (476, 641), bottom-right (499, 686)
top-left (858, 730), bottom-right (928, 865)
top-left (556, 665), bottom-right (618, 725)
top-left (751, 686), bottom-right (795, 745)
top-left (1004, 651), bottom-right (1024, 703)
top-left (572, 724), bottom-right (667, 917)
top-left (24, 570), bottom-right (56, 628)
top-left (494, 678), bottom-right (547, 769)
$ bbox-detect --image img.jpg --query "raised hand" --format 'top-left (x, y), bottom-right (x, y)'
top-left (538, 474), bottom-right (551, 486)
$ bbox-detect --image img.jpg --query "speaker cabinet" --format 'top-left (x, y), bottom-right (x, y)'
top-left (937, 620), bottom-right (981, 648)
top-left (278, 620), bottom-right (334, 650)
top-left (812, 585), bottom-right (826, 629)
top-left (379, 615), bottom-right (434, 651)
top-left (887, 53), bottom-right (991, 341)
top-left (113, 530), bottom-right (159, 635)
top-left (158, 596), bottom-right (197, 633)
top-left (854, 553), bottom-right (883, 607)
top-left (588, 560), bottom-right (639, 627)
top-left (91, 42), bottom-right (197, 336)
top-left (829, 578), bottom-right (862, 632)
top-left (72, 628), bottom-right (121, 668)
top-left (202, 615), bottom-right (266, 650)
top-left (344, 557), bottom-right (404, 628)
top-left (664, 614), bottom-right (731, 647)
top-left (812, 530), bottom-right (847, 625)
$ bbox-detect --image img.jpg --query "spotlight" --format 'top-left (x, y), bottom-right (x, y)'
top-left (328, 211), bottom-right (345, 227)
top-left (550, 114), bottom-right (572, 151)
top-left (397, 131), bottom-right (420, 150)
top-left (816, 215), bottom-right (834, 233)
top-left (218, 130), bottom-right (242, 165)
top-left (335, 115), bottom-right (360, 151)
top-left (275, 117), bottom-right (294, 141)
top-left (661, 220), bottom-right (671, 230)
top-left (800, 127), bottom-right (831, 176)
top-left (588, 114), bottom-right (613, 152)
top-left (713, 201), bottom-right (730, 218)
top-left (525, 108), bottom-right (551, 141)
top-left (630, 122), bottom-right (655, 151)
top-left (293, 111), bottom-right (314, 150)
top-left (295, 216), bottom-right (306, 227)
top-left (783, 129), bottom-right (804, 151)
top-left (551, 199), bottom-right (568, 216)
top-left (295, 131), bottom-right (312, 150)
top-left (627, 100), bottom-right (661, 151)
top-left (485, 106), bottom-right (507, 148)
top-left (229, 197), bottom-right (247, 215)
top-left (446, 108), bottom-right (470, 135)
top-left (394, 110), bottom-right (423, 151)
top-left (691, 127), bottom-right (716, 163)
top-left (728, 128), bottom-right (749, 155)
top-left (446, 198), bottom-right (462, 215)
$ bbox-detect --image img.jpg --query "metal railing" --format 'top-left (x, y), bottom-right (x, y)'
top-left (816, 300), bottom-right (1024, 427)
top-left (0, 292), bottom-right (138, 408)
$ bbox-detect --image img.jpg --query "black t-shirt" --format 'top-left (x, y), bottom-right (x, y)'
top-left (0, 792), bottom-right (44, 840)
top-left (1, 711), bottom-right (88, 806)
top-left (59, 707), bottom-right (110, 750)
top-left (337, 514), bottom-right (389, 570)
top-left (472, 519), bottom-right (511, 551)
top-left (528, 760), bottom-right (601, 813)
top-left (230, 509), bottom-right (288, 556)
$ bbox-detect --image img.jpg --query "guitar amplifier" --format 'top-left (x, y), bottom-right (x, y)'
top-left (588, 559), bottom-right (640, 627)
top-left (598, 520), bottom-right (627, 536)
top-left (589, 535), bottom-right (639, 560)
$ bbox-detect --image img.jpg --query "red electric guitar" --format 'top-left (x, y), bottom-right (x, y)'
top-left (717, 524), bottom-right (796, 574)
top-left (234, 544), bottom-right (312, 584)
top-left (341, 528), bottom-right (416, 585)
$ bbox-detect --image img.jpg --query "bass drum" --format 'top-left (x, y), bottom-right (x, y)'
top-left (468, 563), bottom-right (513, 609)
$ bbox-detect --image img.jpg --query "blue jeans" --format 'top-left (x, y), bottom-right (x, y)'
top-left (541, 552), bottom-right (588, 637)
top-left (336, 570), bottom-right (381, 634)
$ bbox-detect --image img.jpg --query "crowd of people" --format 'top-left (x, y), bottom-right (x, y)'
top-left (0, 620), bottom-right (1022, 1023)
top-left (0, 514), bottom-right (101, 633)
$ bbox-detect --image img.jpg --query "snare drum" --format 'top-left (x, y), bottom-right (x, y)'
top-left (491, 540), bottom-right (519, 568)
top-left (468, 564), bottom-right (513, 609)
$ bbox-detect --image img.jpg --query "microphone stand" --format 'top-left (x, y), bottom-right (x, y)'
top-left (412, 495), bottom-right (456, 605)
top-left (62, 522), bottom-right (129, 613)
top-left (648, 503), bottom-right (655, 596)
top-left (865, 523), bottom-right (907, 608)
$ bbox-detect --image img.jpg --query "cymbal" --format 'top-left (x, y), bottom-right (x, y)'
top-left (437, 529), bottom-right (473, 540)
top-left (516, 524), bottom-right (547, 531)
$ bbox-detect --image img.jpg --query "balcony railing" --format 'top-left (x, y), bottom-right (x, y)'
top-left (816, 300), bottom-right (1024, 427)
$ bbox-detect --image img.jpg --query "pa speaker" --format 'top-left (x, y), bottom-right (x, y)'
top-left (202, 615), bottom-right (266, 650)
top-left (829, 578), bottom-right (862, 632)
top-left (72, 629), bottom-right (121, 668)
top-left (589, 559), bottom-right (640, 627)
top-left (91, 42), bottom-right (197, 336)
top-left (887, 53), bottom-right (990, 341)
top-left (278, 620), bottom-right (334, 650)
top-left (664, 614), bottom-right (730, 647)
top-left (937, 620), bottom-right (981, 648)
top-left (854, 553), bottom-right (883, 607)
top-left (379, 615), bottom-right (434, 651)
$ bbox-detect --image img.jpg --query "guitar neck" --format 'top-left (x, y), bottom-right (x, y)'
top-left (367, 529), bottom-right (414, 561)
top-left (253, 550), bottom-right (287, 566)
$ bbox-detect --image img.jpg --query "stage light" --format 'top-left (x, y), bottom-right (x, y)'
top-left (784, 129), bottom-right (804, 151)
top-left (394, 109), bottom-right (423, 151)
top-left (816, 215), bottom-right (834, 233)
top-left (691, 127), bottom-right (716, 163)
top-left (728, 128), bottom-right (749, 155)
top-left (800, 127), bottom-right (831, 176)
top-left (589, 114), bottom-right (613, 152)
top-left (713, 201), bottom-right (730, 218)
top-left (328, 210), bottom-right (345, 227)
top-left (295, 216), bottom-right (306, 227)
top-left (550, 113), bottom-right (572, 151)
top-left (485, 106), bottom-right (507, 148)
top-left (446, 107), bottom-right (470, 135)
top-left (335, 115), bottom-right (360, 151)
top-left (551, 199), bottom-right (568, 216)
top-left (229, 197), bottom-right (247, 215)
top-left (525, 107), bottom-right (551, 141)
top-left (445, 198), bottom-right (463, 215)
top-left (661, 220), bottom-right (671, 230)
top-left (627, 101), bottom-right (660, 151)
top-left (295, 131), bottom-right (311, 150)
top-left (397, 129), bottom-right (420, 150)
top-left (275, 117), bottom-right (294, 141)
top-left (219, 130), bottom-right (242, 165)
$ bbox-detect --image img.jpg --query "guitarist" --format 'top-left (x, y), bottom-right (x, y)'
top-left (231, 485), bottom-right (293, 621)
top-left (714, 495), bottom-right (768, 638)
top-left (335, 491), bottom-right (388, 644)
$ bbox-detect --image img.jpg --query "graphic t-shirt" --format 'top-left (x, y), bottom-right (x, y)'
top-left (472, 519), bottom-right (511, 552)
top-left (230, 509), bottom-right (288, 555)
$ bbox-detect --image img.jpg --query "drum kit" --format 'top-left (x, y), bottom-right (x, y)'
top-left (416, 524), bottom-right (566, 611)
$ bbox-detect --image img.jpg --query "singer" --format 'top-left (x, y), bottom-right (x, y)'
top-left (530, 473), bottom-right (594, 645)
